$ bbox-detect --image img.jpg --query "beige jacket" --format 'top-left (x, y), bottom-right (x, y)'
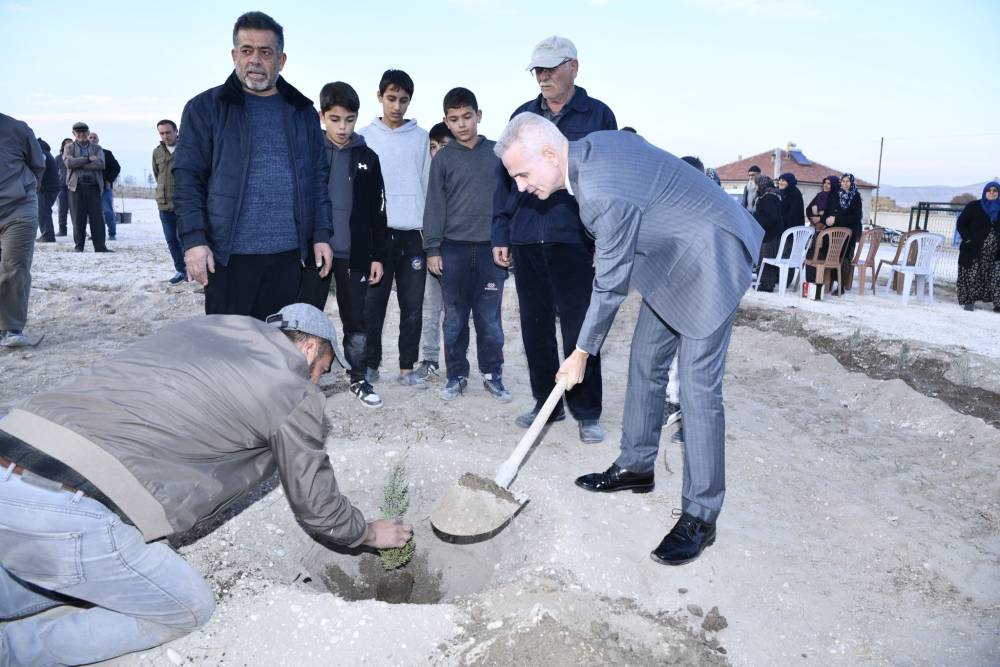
top-left (62, 140), bottom-right (105, 192)
top-left (0, 315), bottom-right (368, 546)
top-left (152, 142), bottom-right (175, 211)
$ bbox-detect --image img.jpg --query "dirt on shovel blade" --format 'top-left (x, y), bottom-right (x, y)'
top-left (430, 473), bottom-right (522, 538)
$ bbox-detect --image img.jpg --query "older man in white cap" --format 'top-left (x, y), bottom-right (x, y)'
top-left (0, 303), bottom-right (412, 665)
top-left (492, 35), bottom-right (617, 444)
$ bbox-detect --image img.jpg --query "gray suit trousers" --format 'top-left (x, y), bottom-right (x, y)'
top-left (615, 299), bottom-right (737, 523)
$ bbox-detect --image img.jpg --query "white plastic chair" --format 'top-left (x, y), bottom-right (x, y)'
top-left (880, 232), bottom-right (943, 305)
top-left (754, 225), bottom-right (816, 296)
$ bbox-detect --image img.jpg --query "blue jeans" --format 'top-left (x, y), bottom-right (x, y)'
top-left (159, 210), bottom-right (186, 274)
top-left (101, 186), bottom-right (116, 237)
top-left (439, 241), bottom-right (506, 380)
top-left (0, 469), bottom-right (214, 666)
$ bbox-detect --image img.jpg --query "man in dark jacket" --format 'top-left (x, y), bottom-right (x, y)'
top-left (56, 138), bottom-right (71, 236)
top-left (174, 11), bottom-right (333, 320)
top-left (35, 138), bottom-right (60, 243)
top-left (0, 303), bottom-right (412, 665)
top-left (89, 132), bottom-right (120, 241)
top-left (491, 35), bottom-right (617, 444)
top-left (0, 113), bottom-right (44, 348)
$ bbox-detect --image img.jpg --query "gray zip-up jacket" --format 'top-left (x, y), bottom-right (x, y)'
top-left (422, 136), bottom-right (499, 257)
top-left (0, 113), bottom-right (44, 220)
top-left (0, 315), bottom-right (367, 546)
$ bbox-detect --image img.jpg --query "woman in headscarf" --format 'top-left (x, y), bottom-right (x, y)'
top-left (778, 172), bottom-right (805, 229)
top-left (823, 173), bottom-right (863, 291)
top-left (806, 175), bottom-right (839, 227)
top-left (956, 181), bottom-right (1000, 311)
top-left (753, 175), bottom-right (785, 291)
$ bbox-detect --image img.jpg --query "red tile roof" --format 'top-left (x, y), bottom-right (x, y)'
top-left (715, 149), bottom-right (875, 188)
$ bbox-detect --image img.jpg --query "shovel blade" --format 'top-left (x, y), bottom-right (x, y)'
top-left (430, 473), bottom-right (524, 541)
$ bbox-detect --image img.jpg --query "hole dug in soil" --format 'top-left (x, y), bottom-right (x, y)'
top-left (300, 534), bottom-right (504, 605)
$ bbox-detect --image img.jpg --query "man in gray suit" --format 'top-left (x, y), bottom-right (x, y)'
top-left (494, 113), bottom-right (763, 565)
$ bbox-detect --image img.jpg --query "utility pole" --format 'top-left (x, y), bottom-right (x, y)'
top-left (873, 137), bottom-right (884, 227)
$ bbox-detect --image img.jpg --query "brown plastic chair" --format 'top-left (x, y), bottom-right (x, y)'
top-left (850, 227), bottom-right (883, 295)
top-left (874, 229), bottom-right (921, 293)
top-left (804, 227), bottom-right (851, 295)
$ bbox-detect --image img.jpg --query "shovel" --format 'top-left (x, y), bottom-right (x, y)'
top-left (430, 378), bottom-right (568, 541)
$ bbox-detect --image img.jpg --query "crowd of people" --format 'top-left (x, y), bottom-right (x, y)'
top-left (0, 8), bottom-right (985, 665)
top-left (741, 165), bottom-right (864, 294)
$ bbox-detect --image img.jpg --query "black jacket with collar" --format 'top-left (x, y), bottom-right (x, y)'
top-left (172, 72), bottom-right (332, 266)
top-left (492, 86), bottom-right (617, 247)
top-left (102, 148), bottom-right (121, 186)
top-left (826, 192), bottom-right (863, 242)
top-left (325, 140), bottom-right (388, 272)
top-left (780, 185), bottom-right (805, 229)
top-left (957, 199), bottom-right (1000, 267)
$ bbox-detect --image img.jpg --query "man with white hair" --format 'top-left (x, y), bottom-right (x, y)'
top-left (492, 36), bottom-right (616, 444)
top-left (494, 113), bottom-right (763, 566)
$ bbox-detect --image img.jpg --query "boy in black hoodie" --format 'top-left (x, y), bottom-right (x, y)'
top-left (299, 82), bottom-right (388, 407)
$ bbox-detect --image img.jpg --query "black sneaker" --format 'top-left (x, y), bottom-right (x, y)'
top-left (439, 377), bottom-right (467, 401)
top-left (412, 360), bottom-right (439, 380)
top-left (483, 374), bottom-right (512, 403)
top-left (349, 380), bottom-right (383, 408)
top-left (168, 271), bottom-right (187, 285)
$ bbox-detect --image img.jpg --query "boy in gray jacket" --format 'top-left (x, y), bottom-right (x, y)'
top-left (424, 88), bottom-right (509, 402)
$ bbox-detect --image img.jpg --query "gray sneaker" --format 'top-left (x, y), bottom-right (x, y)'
top-left (483, 374), bottom-right (512, 403)
top-left (349, 381), bottom-right (383, 408)
top-left (412, 360), bottom-right (439, 380)
top-left (515, 405), bottom-right (566, 428)
top-left (440, 377), bottom-right (467, 401)
top-left (365, 367), bottom-right (380, 383)
top-left (397, 370), bottom-right (429, 389)
top-left (0, 330), bottom-right (26, 348)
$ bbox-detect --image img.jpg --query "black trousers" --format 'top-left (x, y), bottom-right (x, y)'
top-left (512, 242), bottom-right (602, 421)
top-left (365, 228), bottom-right (426, 371)
top-left (37, 190), bottom-right (57, 241)
top-left (205, 249), bottom-right (301, 320)
top-left (57, 188), bottom-right (69, 234)
top-left (69, 184), bottom-right (106, 251)
top-left (299, 257), bottom-right (369, 382)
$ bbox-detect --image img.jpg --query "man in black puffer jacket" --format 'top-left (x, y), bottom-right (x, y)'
top-left (174, 11), bottom-right (332, 320)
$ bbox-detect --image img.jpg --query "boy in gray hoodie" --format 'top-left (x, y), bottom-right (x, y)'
top-left (423, 88), bottom-right (509, 402)
top-left (357, 70), bottom-right (431, 389)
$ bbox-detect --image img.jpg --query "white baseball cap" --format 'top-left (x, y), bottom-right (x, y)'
top-left (526, 35), bottom-right (578, 71)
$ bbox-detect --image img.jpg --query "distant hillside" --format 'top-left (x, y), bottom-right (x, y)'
top-left (879, 181), bottom-right (995, 207)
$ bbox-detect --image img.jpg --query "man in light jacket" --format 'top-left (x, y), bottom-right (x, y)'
top-left (0, 303), bottom-right (412, 665)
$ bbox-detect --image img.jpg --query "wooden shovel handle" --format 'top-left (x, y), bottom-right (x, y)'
top-left (493, 378), bottom-right (568, 489)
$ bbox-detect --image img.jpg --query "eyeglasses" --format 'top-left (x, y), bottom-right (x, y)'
top-left (530, 59), bottom-right (572, 76)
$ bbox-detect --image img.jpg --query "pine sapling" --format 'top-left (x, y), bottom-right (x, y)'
top-left (379, 455), bottom-right (415, 570)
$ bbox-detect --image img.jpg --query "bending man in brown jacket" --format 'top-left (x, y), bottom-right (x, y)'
top-left (0, 303), bottom-right (411, 665)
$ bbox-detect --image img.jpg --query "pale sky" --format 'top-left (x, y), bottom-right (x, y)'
top-left (3, 0), bottom-right (997, 187)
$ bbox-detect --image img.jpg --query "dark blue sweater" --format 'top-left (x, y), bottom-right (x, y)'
top-left (491, 86), bottom-right (616, 247)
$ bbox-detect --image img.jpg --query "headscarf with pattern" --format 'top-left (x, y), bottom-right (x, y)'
top-left (838, 173), bottom-right (858, 210)
top-left (754, 174), bottom-right (777, 197)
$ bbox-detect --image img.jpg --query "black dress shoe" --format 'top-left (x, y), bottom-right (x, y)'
top-left (575, 463), bottom-right (654, 493)
top-left (650, 513), bottom-right (716, 566)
